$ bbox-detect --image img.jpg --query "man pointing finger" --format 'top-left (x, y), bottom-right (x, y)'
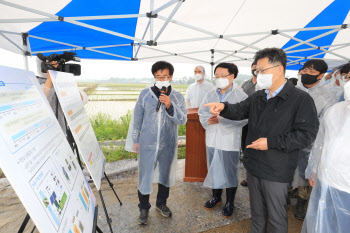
top-left (203, 48), bottom-right (319, 233)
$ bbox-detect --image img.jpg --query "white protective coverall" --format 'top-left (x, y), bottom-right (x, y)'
top-left (302, 81), bottom-right (350, 233)
top-left (293, 80), bottom-right (338, 187)
top-left (198, 83), bottom-right (248, 189)
top-left (125, 87), bottom-right (187, 195)
top-left (185, 80), bottom-right (214, 108)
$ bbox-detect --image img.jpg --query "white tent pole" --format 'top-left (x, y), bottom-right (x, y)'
top-left (321, 42), bottom-right (350, 49)
top-left (287, 43), bottom-right (350, 65)
top-left (86, 48), bottom-right (131, 60)
top-left (0, 14), bottom-right (151, 23)
top-left (134, 19), bottom-right (151, 59)
top-left (286, 48), bottom-right (317, 54)
top-left (158, 36), bottom-right (215, 45)
top-left (33, 48), bottom-right (83, 53)
top-left (279, 25), bottom-right (343, 33)
top-left (150, 0), bottom-right (154, 41)
top-left (210, 49), bottom-right (214, 82)
top-left (0, 15), bottom-right (148, 23)
top-left (0, 18), bottom-right (57, 23)
top-left (29, 35), bottom-right (131, 59)
top-left (308, 44), bottom-right (350, 59)
top-left (0, 0), bottom-right (147, 44)
top-left (152, 0), bottom-right (180, 15)
top-left (153, 1), bottom-right (183, 42)
top-left (223, 59), bottom-right (247, 63)
top-left (140, 45), bottom-right (210, 64)
top-left (283, 28), bottom-right (341, 51)
top-left (288, 56), bottom-right (307, 59)
top-left (280, 32), bottom-right (350, 61)
top-left (157, 15), bottom-right (261, 50)
top-left (64, 19), bottom-right (147, 43)
top-left (138, 49), bottom-right (210, 60)
top-left (216, 50), bottom-right (254, 63)
top-left (0, 32), bottom-right (24, 52)
top-left (29, 35), bottom-right (80, 48)
top-left (0, 30), bottom-right (21, 35)
top-left (65, 14), bottom-right (146, 20)
top-left (23, 55), bottom-right (29, 70)
top-left (157, 25), bottom-right (347, 46)
top-left (176, 49), bottom-right (210, 55)
top-left (216, 50), bottom-right (256, 54)
top-left (286, 43), bottom-right (350, 54)
top-left (32, 44), bottom-right (132, 54)
top-left (89, 44), bottom-right (131, 49)
top-left (215, 34), bottom-right (270, 63)
top-left (137, 54), bottom-right (174, 60)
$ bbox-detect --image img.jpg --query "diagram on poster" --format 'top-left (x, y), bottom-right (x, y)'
top-left (49, 70), bottom-right (105, 189)
top-left (52, 141), bottom-right (79, 190)
top-left (0, 65), bottom-right (96, 233)
top-left (30, 158), bottom-right (71, 231)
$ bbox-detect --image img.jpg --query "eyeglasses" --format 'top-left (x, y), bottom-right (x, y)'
top-left (254, 65), bottom-right (279, 76)
top-left (154, 76), bottom-right (170, 81)
top-left (215, 74), bottom-right (231, 79)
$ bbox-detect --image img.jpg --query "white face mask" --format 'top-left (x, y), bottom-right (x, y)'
top-left (155, 80), bottom-right (170, 89)
top-left (215, 78), bottom-right (230, 89)
top-left (339, 75), bottom-right (349, 88)
top-left (194, 73), bottom-right (204, 81)
top-left (344, 81), bottom-right (350, 101)
top-left (257, 67), bottom-right (279, 90)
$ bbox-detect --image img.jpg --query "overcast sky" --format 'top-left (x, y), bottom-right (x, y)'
top-left (0, 48), bottom-right (298, 81)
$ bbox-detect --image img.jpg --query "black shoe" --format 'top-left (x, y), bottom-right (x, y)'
top-left (222, 202), bottom-right (235, 217)
top-left (138, 209), bottom-right (149, 225)
top-left (156, 204), bottom-right (172, 217)
top-left (240, 180), bottom-right (248, 187)
top-left (291, 188), bottom-right (299, 198)
top-left (204, 196), bottom-right (222, 209)
top-left (294, 197), bottom-right (308, 220)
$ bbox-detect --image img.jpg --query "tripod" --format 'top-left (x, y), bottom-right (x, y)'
top-left (66, 127), bottom-right (122, 233)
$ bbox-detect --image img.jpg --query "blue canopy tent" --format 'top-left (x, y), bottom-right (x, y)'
top-left (0, 0), bottom-right (349, 75)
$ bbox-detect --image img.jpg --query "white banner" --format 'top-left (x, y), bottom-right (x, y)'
top-left (49, 70), bottom-right (105, 190)
top-left (0, 66), bottom-right (96, 233)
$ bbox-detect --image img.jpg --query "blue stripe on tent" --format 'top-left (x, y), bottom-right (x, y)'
top-left (284, 0), bottom-right (350, 70)
top-left (29, 0), bottom-right (141, 60)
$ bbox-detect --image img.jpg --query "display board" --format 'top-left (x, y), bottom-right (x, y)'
top-left (49, 70), bottom-right (105, 189)
top-left (0, 65), bottom-right (96, 233)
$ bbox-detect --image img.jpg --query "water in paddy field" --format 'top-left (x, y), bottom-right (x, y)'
top-left (81, 84), bottom-right (187, 120)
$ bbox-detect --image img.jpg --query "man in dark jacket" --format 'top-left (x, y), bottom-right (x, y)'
top-left (204, 48), bottom-right (319, 233)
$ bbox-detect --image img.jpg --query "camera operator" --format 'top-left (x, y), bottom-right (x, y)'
top-left (36, 57), bottom-right (88, 136)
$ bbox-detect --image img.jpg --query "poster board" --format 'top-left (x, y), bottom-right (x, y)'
top-left (0, 66), bottom-right (96, 233)
top-left (49, 70), bottom-right (104, 189)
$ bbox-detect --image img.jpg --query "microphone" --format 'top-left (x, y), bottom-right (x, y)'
top-left (156, 86), bottom-right (167, 112)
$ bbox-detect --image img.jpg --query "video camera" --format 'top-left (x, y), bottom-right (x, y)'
top-left (37, 52), bottom-right (81, 76)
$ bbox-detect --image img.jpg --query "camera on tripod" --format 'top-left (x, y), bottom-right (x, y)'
top-left (37, 52), bottom-right (81, 76)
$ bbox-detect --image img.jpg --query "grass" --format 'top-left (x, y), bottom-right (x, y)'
top-left (178, 124), bottom-right (186, 136)
top-left (91, 111), bottom-right (187, 163)
top-left (91, 111), bottom-right (186, 141)
top-left (178, 147), bottom-right (186, 159)
top-left (102, 146), bottom-right (186, 163)
top-left (102, 146), bottom-right (137, 162)
top-left (90, 112), bottom-right (132, 141)
top-left (84, 84), bottom-right (98, 95)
